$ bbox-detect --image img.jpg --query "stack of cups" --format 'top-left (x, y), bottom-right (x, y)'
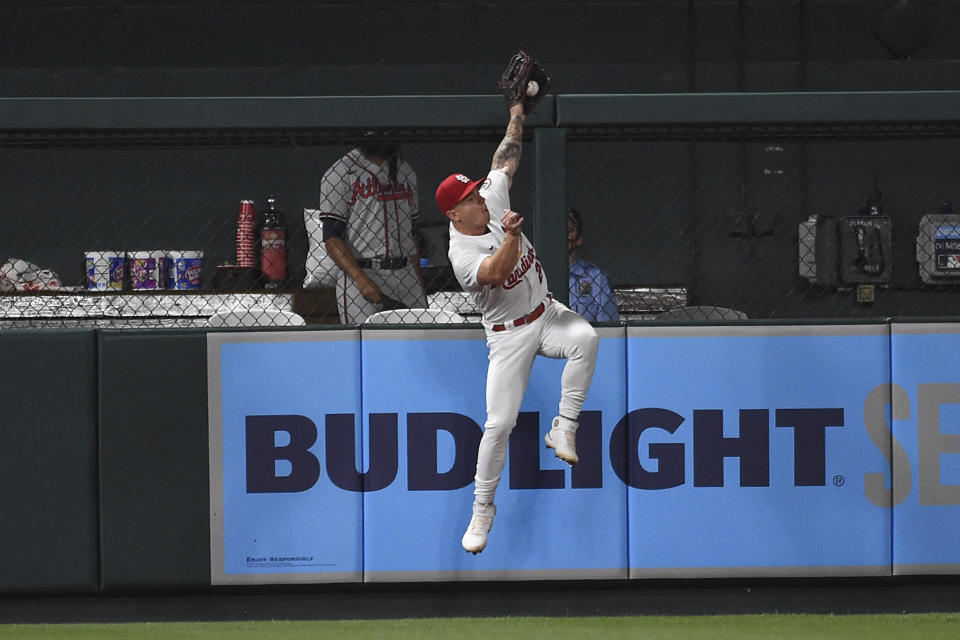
top-left (85, 251), bottom-right (126, 291)
top-left (236, 200), bottom-right (256, 267)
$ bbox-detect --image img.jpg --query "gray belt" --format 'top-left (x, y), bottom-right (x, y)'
top-left (356, 257), bottom-right (408, 270)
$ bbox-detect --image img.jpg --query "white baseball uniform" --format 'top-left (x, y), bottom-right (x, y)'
top-left (312, 148), bottom-right (426, 323)
top-left (448, 169), bottom-right (599, 505)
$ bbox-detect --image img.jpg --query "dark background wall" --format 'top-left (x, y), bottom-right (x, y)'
top-left (2, 1), bottom-right (959, 96)
top-left (2, 1), bottom-right (960, 319)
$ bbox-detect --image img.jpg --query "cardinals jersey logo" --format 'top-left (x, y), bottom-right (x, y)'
top-left (502, 247), bottom-right (542, 290)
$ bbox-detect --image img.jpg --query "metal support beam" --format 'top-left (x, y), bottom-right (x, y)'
top-left (533, 127), bottom-right (568, 306)
top-left (0, 95), bottom-right (555, 130)
top-left (556, 91), bottom-right (960, 126)
top-left (3, 92), bottom-right (960, 131)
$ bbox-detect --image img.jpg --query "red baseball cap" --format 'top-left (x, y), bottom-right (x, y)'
top-left (435, 173), bottom-right (485, 213)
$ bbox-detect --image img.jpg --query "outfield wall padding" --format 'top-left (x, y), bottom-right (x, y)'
top-left (0, 330), bottom-right (99, 594)
top-left (2, 319), bottom-right (960, 595)
top-left (97, 330), bottom-right (211, 590)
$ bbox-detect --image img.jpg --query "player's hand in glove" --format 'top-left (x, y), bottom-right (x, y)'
top-left (496, 50), bottom-right (551, 115)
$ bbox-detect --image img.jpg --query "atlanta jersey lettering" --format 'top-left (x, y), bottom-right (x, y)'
top-left (314, 148), bottom-right (419, 261)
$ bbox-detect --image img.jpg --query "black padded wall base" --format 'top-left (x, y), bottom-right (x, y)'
top-left (0, 330), bottom-right (99, 594)
top-left (97, 330), bottom-right (209, 590)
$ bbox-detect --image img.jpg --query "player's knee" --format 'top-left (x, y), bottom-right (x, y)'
top-left (482, 420), bottom-right (514, 445)
top-left (572, 323), bottom-right (599, 357)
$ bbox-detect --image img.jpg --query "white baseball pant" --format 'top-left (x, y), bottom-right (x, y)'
top-left (473, 298), bottom-right (599, 505)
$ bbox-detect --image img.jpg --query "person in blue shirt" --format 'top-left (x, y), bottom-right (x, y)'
top-left (567, 207), bottom-right (619, 323)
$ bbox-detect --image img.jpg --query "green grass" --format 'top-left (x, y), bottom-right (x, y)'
top-left (1, 614), bottom-right (959, 640)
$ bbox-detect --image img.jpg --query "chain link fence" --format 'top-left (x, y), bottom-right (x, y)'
top-left (2, 118), bottom-right (960, 328)
top-left (568, 122), bottom-right (960, 321)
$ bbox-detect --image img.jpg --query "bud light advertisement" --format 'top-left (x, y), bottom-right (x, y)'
top-left (623, 325), bottom-right (891, 578)
top-left (890, 323), bottom-right (960, 575)
top-left (208, 330), bottom-right (363, 585)
top-left (359, 327), bottom-right (627, 582)
top-left (208, 323), bottom-right (960, 585)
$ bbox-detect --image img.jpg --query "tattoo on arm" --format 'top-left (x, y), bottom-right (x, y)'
top-left (505, 113), bottom-right (523, 143)
top-left (491, 115), bottom-right (524, 173)
top-left (491, 139), bottom-right (521, 171)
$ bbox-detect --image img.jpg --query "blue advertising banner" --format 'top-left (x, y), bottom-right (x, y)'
top-left (625, 325), bottom-right (892, 577)
top-left (360, 326), bottom-right (627, 582)
top-left (208, 330), bottom-right (363, 585)
top-left (890, 323), bottom-right (960, 575)
top-left (207, 322), bottom-right (960, 584)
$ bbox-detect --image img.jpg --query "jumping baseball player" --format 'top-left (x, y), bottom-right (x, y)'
top-left (436, 54), bottom-right (598, 554)
top-left (312, 137), bottom-right (427, 323)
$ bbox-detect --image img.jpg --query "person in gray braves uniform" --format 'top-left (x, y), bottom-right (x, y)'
top-left (311, 137), bottom-right (427, 323)
top-left (437, 103), bottom-right (599, 554)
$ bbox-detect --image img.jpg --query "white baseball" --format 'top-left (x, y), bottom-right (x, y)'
top-left (526, 80), bottom-right (539, 97)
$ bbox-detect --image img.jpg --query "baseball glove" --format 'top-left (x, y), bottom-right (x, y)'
top-left (496, 50), bottom-right (551, 114)
top-left (379, 294), bottom-right (408, 311)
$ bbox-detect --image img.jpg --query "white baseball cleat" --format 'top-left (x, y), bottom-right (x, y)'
top-left (545, 417), bottom-right (579, 465)
top-left (462, 502), bottom-right (496, 554)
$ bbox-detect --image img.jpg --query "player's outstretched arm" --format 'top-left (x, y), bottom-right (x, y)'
top-left (490, 103), bottom-right (525, 188)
